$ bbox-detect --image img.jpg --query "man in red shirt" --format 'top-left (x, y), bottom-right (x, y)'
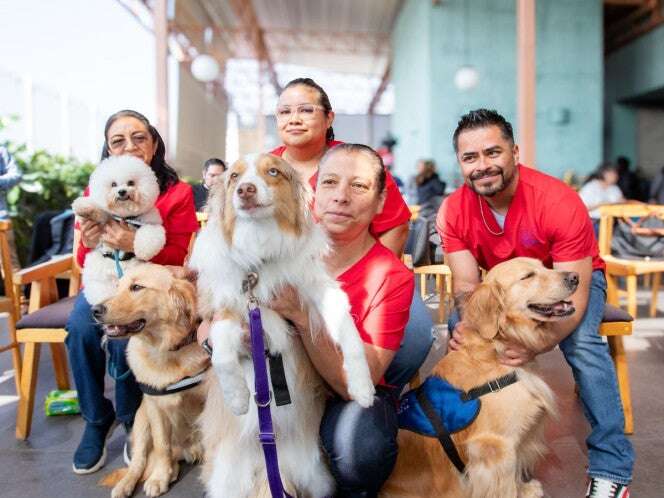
top-left (437, 109), bottom-right (633, 498)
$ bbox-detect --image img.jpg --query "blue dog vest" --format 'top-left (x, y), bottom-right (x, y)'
top-left (398, 376), bottom-right (481, 437)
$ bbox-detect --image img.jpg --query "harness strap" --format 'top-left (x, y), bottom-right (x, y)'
top-left (268, 352), bottom-right (291, 407)
top-left (137, 369), bottom-right (208, 396)
top-left (461, 371), bottom-right (518, 402)
top-left (415, 387), bottom-right (466, 474)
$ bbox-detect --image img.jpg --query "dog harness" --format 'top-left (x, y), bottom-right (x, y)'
top-left (137, 369), bottom-right (208, 396)
top-left (398, 372), bottom-right (518, 473)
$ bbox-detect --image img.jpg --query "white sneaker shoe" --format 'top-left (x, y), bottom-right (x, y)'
top-left (585, 477), bottom-right (630, 498)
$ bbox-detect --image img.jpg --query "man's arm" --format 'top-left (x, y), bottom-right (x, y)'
top-left (547, 257), bottom-right (593, 348)
top-left (378, 222), bottom-right (409, 257)
top-left (447, 249), bottom-right (482, 307)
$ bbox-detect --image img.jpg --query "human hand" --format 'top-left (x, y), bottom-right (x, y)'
top-left (269, 285), bottom-right (309, 333)
top-left (498, 342), bottom-right (536, 367)
top-left (448, 321), bottom-right (469, 352)
top-left (101, 219), bottom-right (136, 252)
top-left (80, 219), bottom-right (103, 249)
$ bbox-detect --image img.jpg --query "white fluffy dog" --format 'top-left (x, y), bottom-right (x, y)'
top-left (72, 155), bottom-right (166, 305)
top-left (190, 153), bottom-right (375, 498)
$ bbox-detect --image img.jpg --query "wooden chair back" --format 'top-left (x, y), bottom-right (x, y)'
top-left (597, 204), bottom-right (664, 256)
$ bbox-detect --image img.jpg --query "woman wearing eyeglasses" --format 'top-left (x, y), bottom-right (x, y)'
top-left (271, 78), bottom-right (410, 256)
top-left (66, 110), bottom-right (198, 475)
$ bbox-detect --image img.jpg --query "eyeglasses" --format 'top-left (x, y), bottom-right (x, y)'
top-left (275, 104), bottom-right (326, 122)
top-left (108, 133), bottom-right (151, 153)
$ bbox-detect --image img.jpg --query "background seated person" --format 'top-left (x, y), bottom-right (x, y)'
top-left (193, 157), bottom-right (226, 211)
top-left (578, 162), bottom-right (625, 236)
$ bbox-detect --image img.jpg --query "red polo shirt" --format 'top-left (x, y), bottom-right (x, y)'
top-left (437, 164), bottom-right (605, 272)
top-left (76, 181), bottom-right (199, 268)
top-left (271, 141), bottom-right (410, 236)
top-left (337, 242), bottom-right (414, 351)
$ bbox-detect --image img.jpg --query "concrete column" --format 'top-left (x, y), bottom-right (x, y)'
top-left (517, 0), bottom-right (536, 167)
top-left (154, 0), bottom-right (169, 148)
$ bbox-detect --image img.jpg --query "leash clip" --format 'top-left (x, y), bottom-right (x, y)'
top-left (242, 272), bottom-right (259, 308)
top-left (488, 379), bottom-right (502, 393)
top-left (254, 390), bottom-right (272, 408)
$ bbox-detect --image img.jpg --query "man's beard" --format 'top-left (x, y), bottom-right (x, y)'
top-left (467, 166), bottom-right (515, 197)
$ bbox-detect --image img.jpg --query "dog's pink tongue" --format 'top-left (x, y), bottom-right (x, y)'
top-left (552, 301), bottom-right (572, 313)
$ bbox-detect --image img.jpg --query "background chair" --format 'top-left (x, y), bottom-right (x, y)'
top-left (13, 235), bottom-right (80, 439)
top-left (0, 220), bottom-right (22, 394)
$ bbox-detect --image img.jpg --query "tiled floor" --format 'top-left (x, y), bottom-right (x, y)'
top-left (0, 293), bottom-right (661, 497)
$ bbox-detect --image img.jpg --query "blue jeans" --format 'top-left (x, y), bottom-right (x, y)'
top-left (448, 270), bottom-right (634, 484)
top-left (65, 293), bottom-right (142, 426)
top-left (320, 292), bottom-right (434, 497)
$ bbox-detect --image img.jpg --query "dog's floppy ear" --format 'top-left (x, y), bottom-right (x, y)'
top-left (168, 278), bottom-right (198, 330)
top-left (463, 282), bottom-right (505, 340)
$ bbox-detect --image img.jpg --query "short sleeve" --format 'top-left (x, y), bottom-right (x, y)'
top-left (437, 195), bottom-right (467, 254)
top-left (548, 191), bottom-right (596, 263)
top-left (370, 171), bottom-right (410, 235)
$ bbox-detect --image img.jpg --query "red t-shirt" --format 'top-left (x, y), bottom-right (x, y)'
top-left (270, 141), bottom-right (410, 236)
top-left (337, 242), bottom-right (414, 351)
top-left (76, 181), bottom-right (199, 268)
top-left (437, 164), bottom-right (605, 272)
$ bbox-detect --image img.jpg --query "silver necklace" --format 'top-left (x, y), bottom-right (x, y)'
top-left (478, 196), bottom-right (505, 236)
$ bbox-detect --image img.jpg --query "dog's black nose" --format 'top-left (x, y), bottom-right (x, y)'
top-left (117, 189), bottom-right (128, 197)
top-left (564, 272), bottom-right (579, 290)
top-left (91, 304), bottom-right (106, 321)
top-left (237, 182), bottom-right (257, 199)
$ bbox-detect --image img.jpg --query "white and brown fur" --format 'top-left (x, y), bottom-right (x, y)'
top-left (72, 155), bottom-right (166, 305)
top-left (189, 153), bottom-right (375, 498)
top-left (381, 258), bottom-right (575, 498)
top-left (96, 264), bottom-right (209, 498)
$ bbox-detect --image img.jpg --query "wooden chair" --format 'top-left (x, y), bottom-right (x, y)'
top-left (413, 264), bottom-right (453, 324)
top-left (598, 204), bottom-right (664, 318)
top-left (0, 220), bottom-right (22, 394)
top-left (13, 240), bottom-right (80, 439)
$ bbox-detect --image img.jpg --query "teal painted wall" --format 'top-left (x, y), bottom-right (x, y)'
top-left (605, 24), bottom-right (664, 163)
top-left (391, 0), bottom-right (603, 185)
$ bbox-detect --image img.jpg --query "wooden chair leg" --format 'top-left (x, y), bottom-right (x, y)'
top-left (436, 275), bottom-right (444, 324)
top-left (419, 274), bottom-right (426, 299)
top-left (650, 272), bottom-right (661, 318)
top-left (607, 335), bottom-right (634, 435)
top-left (16, 342), bottom-right (41, 440)
top-left (50, 343), bottom-right (70, 390)
top-left (5, 313), bottom-right (22, 394)
top-left (626, 275), bottom-right (638, 319)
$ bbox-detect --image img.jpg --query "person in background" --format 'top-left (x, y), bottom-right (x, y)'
top-left (65, 109), bottom-right (198, 475)
top-left (193, 157), bottom-right (226, 211)
top-left (270, 77), bottom-right (410, 256)
top-left (0, 144), bottom-right (23, 270)
top-left (409, 159), bottom-right (446, 206)
top-left (578, 162), bottom-right (625, 236)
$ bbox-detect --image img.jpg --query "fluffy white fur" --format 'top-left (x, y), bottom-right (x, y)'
top-left (72, 155), bottom-right (166, 305)
top-left (189, 153), bottom-right (375, 498)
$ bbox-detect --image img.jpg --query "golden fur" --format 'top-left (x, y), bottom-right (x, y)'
top-left (382, 258), bottom-right (578, 498)
top-left (97, 264), bottom-right (210, 498)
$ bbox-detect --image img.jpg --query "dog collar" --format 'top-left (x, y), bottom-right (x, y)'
top-left (102, 251), bottom-right (135, 261)
top-left (460, 371), bottom-right (519, 401)
top-left (111, 214), bottom-right (143, 228)
top-left (169, 328), bottom-right (198, 352)
top-left (137, 367), bottom-right (208, 396)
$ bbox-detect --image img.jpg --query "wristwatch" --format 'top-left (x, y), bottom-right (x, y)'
top-left (201, 338), bottom-right (213, 356)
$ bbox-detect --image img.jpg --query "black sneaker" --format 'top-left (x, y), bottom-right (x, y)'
top-left (585, 477), bottom-right (630, 498)
top-left (123, 421), bottom-right (132, 466)
top-left (72, 419), bottom-right (117, 474)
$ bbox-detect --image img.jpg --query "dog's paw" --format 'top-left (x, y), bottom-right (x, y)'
top-left (143, 477), bottom-right (170, 497)
top-left (182, 442), bottom-right (204, 464)
top-left (347, 376), bottom-right (375, 408)
top-left (226, 387), bottom-right (251, 416)
top-left (519, 479), bottom-right (544, 498)
top-left (111, 479), bottom-right (137, 498)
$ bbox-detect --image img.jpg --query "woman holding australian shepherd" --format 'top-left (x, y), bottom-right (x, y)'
top-left (65, 110), bottom-right (198, 475)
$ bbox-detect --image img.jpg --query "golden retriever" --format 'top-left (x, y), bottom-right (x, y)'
top-left (381, 257), bottom-right (578, 498)
top-left (94, 264), bottom-right (210, 498)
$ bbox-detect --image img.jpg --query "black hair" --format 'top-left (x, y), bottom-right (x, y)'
top-left (320, 143), bottom-right (386, 194)
top-left (452, 108), bottom-right (515, 152)
top-left (584, 162), bottom-right (619, 185)
top-left (101, 109), bottom-right (179, 194)
top-left (283, 78), bottom-right (335, 142)
top-left (203, 157), bottom-right (227, 172)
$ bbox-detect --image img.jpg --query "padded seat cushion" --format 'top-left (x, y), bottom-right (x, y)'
top-left (603, 304), bottom-right (633, 323)
top-left (16, 296), bottom-right (77, 329)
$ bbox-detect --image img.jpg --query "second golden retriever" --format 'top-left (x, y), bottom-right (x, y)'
top-left (94, 264), bottom-right (209, 498)
top-left (381, 257), bottom-right (578, 498)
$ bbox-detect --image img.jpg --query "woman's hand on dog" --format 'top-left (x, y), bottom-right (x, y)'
top-left (269, 285), bottom-right (310, 334)
top-left (102, 219), bottom-right (136, 252)
top-left (80, 219), bottom-right (103, 249)
top-left (449, 322), bottom-right (536, 366)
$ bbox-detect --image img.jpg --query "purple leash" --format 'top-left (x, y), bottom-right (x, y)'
top-left (244, 272), bottom-right (294, 498)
